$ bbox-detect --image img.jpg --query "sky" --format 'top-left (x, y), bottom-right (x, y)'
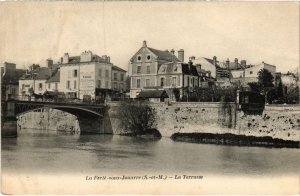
top-left (0, 1), bottom-right (299, 73)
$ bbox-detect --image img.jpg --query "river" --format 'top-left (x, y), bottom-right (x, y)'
top-left (2, 129), bottom-right (300, 176)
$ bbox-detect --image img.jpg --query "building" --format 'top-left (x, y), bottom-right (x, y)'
top-left (1, 62), bottom-right (25, 100)
top-left (59, 51), bottom-right (126, 101)
top-left (46, 68), bottom-right (60, 92)
top-left (128, 41), bottom-right (181, 98)
top-left (129, 41), bottom-right (208, 100)
top-left (230, 61), bottom-right (276, 84)
top-left (191, 57), bottom-right (218, 79)
top-left (19, 64), bottom-right (52, 100)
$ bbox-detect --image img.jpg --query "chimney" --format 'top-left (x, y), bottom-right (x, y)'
top-left (241, 60), bottom-right (246, 68)
top-left (234, 58), bottom-right (238, 69)
top-left (226, 58), bottom-right (230, 70)
top-left (189, 56), bottom-right (195, 62)
top-left (143, 40), bottom-right (147, 47)
top-left (63, 53), bottom-right (69, 64)
top-left (170, 49), bottom-right (175, 55)
top-left (178, 49), bottom-right (184, 62)
top-left (4, 62), bottom-right (16, 74)
top-left (46, 58), bottom-right (53, 68)
top-left (107, 56), bottom-right (110, 63)
top-left (213, 56), bottom-right (217, 66)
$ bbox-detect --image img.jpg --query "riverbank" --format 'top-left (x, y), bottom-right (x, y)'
top-left (171, 132), bottom-right (300, 148)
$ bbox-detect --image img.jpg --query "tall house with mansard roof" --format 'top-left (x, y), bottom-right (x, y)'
top-left (129, 41), bottom-right (187, 98)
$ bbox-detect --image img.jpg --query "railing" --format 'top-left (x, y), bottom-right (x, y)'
top-left (3, 95), bottom-right (106, 105)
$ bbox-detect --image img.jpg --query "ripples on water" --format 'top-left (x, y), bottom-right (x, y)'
top-left (2, 129), bottom-right (300, 176)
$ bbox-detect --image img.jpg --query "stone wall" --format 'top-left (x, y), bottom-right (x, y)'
top-left (17, 108), bottom-right (80, 133)
top-left (107, 102), bottom-right (300, 141)
top-left (150, 102), bottom-right (237, 137)
top-left (236, 105), bottom-right (300, 141)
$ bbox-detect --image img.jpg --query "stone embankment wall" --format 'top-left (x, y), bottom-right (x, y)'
top-left (236, 105), bottom-right (300, 141)
top-left (16, 102), bottom-right (300, 142)
top-left (108, 102), bottom-right (300, 141)
top-left (17, 108), bottom-right (80, 133)
top-left (150, 102), bottom-right (237, 137)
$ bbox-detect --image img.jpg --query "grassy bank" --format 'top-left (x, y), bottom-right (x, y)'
top-left (171, 132), bottom-right (299, 148)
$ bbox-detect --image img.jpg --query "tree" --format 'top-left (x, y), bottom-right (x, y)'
top-left (118, 101), bottom-right (156, 134)
top-left (258, 69), bottom-right (274, 88)
top-left (248, 82), bottom-right (260, 92)
top-left (277, 80), bottom-right (284, 98)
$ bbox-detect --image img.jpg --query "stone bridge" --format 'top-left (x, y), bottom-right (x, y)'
top-left (1, 100), bottom-right (114, 137)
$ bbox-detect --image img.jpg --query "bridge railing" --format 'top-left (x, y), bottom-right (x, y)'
top-left (5, 95), bottom-right (107, 105)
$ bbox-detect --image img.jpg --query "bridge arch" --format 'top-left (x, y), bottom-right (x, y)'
top-left (14, 102), bottom-right (111, 134)
top-left (16, 106), bottom-right (103, 118)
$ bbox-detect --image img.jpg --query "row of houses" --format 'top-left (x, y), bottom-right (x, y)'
top-left (1, 40), bottom-right (298, 103)
top-left (1, 51), bottom-right (127, 101)
top-left (128, 41), bottom-right (278, 100)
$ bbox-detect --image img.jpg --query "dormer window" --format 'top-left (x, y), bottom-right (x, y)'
top-left (162, 67), bottom-right (166, 72)
top-left (137, 55), bottom-right (141, 61)
top-left (174, 66), bottom-right (177, 72)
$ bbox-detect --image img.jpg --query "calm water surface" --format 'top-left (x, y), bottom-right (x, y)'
top-left (2, 129), bottom-right (300, 176)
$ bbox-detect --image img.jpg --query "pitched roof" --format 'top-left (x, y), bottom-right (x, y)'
top-left (137, 90), bottom-right (169, 99)
top-left (68, 56), bottom-right (81, 64)
top-left (1, 69), bottom-right (26, 84)
top-left (20, 67), bottom-right (51, 80)
top-left (159, 62), bottom-right (199, 76)
top-left (46, 69), bottom-right (60, 83)
top-left (181, 63), bottom-right (199, 76)
top-left (147, 47), bottom-right (180, 62)
top-left (112, 65), bottom-right (126, 72)
top-left (64, 54), bottom-right (111, 64)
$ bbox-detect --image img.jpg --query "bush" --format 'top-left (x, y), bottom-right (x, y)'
top-left (118, 101), bottom-right (156, 134)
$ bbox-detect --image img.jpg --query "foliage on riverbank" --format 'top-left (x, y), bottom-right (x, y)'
top-left (117, 101), bottom-right (159, 137)
top-left (171, 132), bottom-right (299, 148)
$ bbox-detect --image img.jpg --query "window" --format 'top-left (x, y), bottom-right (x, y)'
top-left (114, 73), bottom-right (118, 80)
top-left (55, 83), bottom-right (58, 90)
top-left (137, 55), bottom-right (141, 61)
top-left (48, 83), bottom-right (51, 89)
top-left (160, 78), bottom-right (165, 86)
top-left (137, 66), bottom-right (141, 74)
top-left (98, 69), bottom-right (102, 77)
top-left (11, 88), bottom-right (16, 96)
top-left (105, 70), bottom-right (109, 77)
top-left (162, 67), bottom-right (166, 72)
top-left (67, 80), bottom-right (70, 89)
top-left (172, 77), bottom-right (177, 86)
top-left (250, 71), bottom-right (253, 75)
top-left (137, 79), bottom-right (140, 88)
top-left (147, 55), bottom-right (151, 60)
top-left (120, 84), bottom-right (123, 91)
top-left (39, 83), bottom-right (43, 90)
top-left (146, 66), bottom-right (150, 74)
top-left (146, 79), bottom-right (150, 87)
top-left (120, 74), bottom-right (124, 81)
top-left (105, 81), bottom-right (109, 88)
top-left (174, 66), bottom-right (177, 72)
top-left (22, 84), bottom-right (25, 90)
top-left (113, 82), bottom-right (117, 90)
top-left (97, 80), bottom-right (101, 88)
top-left (73, 70), bottom-right (78, 77)
top-left (74, 80), bottom-right (77, 89)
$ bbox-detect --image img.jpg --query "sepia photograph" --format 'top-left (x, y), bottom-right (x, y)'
top-left (1, 1), bottom-right (299, 195)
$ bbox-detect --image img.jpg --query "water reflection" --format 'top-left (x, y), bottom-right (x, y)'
top-left (2, 129), bottom-right (300, 176)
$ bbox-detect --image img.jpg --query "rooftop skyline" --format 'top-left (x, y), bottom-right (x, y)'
top-left (0, 2), bottom-right (299, 73)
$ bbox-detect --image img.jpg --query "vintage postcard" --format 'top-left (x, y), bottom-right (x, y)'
top-left (1, 1), bottom-right (299, 195)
